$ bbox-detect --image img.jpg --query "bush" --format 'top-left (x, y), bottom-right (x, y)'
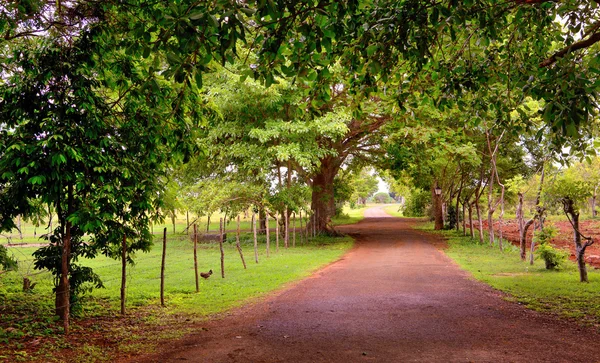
top-left (535, 226), bottom-right (568, 270)
top-left (0, 245), bottom-right (17, 271)
top-left (445, 205), bottom-right (457, 230)
top-left (403, 189), bottom-right (430, 217)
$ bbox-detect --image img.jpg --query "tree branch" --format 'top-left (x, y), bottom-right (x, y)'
top-left (540, 32), bottom-right (600, 67)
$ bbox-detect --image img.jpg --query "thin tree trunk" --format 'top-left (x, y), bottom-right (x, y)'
top-left (186, 211), bottom-right (190, 235)
top-left (121, 234), bottom-right (127, 315)
top-left (171, 211), bottom-right (176, 234)
top-left (462, 201), bottom-right (466, 235)
top-left (475, 199), bottom-right (484, 244)
top-left (252, 213), bottom-right (258, 263)
top-left (206, 215), bottom-right (211, 233)
top-left (468, 202), bottom-right (474, 239)
top-left (456, 180), bottom-right (464, 232)
top-left (236, 216), bottom-right (246, 269)
top-left (276, 215), bottom-right (280, 252)
top-left (530, 221), bottom-right (538, 265)
top-left (193, 224), bottom-right (199, 292)
top-left (563, 197), bottom-right (591, 282)
top-left (48, 204), bottom-right (53, 233)
top-left (265, 212), bottom-right (270, 257)
top-left (284, 209), bottom-right (289, 248)
top-left (161, 228), bottom-right (167, 306)
top-left (292, 213), bottom-right (296, 247)
top-left (592, 187), bottom-right (597, 217)
top-left (299, 210), bottom-right (304, 245)
top-left (487, 169), bottom-right (495, 247)
top-left (219, 218), bottom-right (225, 278)
top-left (17, 215), bottom-right (22, 241)
top-left (517, 193), bottom-right (527, 261)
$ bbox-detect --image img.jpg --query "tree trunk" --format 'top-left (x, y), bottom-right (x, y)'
top-left (310, 157), bottom-right (341, 235)
top-left (56, 220), bottom-right (71, 330)
top-left (563, 197), bottom-right (589, 282)
top-left (17, 215), bottom-right (23, 241)
top-left (259, 208), bottom-right (267, 234)
top-left (186, 211), bottom-right (190, 235)
top-left (467, 202), bottom-right (474, 239)
top-left (120, 234), bottom-right (127, 315)
top-left (487, 168), bottom-right (495, 247)
top-left (455, 180), bottom-right (463, 232)
top-left (516, 193), bottom-right (525, 260)
top-left (592, 187), bottom-right (597, 218)
top-left (475, 199), bottom-right (484, 243)
top-left (171, 211), bottom-right (176, 234)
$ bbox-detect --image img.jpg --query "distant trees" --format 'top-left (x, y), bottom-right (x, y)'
top-left (349, 168), bottom-right (379, 206)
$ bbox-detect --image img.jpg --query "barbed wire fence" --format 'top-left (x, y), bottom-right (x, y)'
top-left (1, 210), bottom-right (317, 331)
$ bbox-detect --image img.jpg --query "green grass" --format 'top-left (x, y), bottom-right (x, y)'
top-left (0, 233), bottom-right (354, 362)
top-left (382, 204), bottom-right (403, 217)
top-left (420, 222), bottom-right (600, 326)
top-left (332, 205), bottom-right (366, 225)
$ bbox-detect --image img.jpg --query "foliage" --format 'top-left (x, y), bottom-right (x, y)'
top-left (402, 188), bottom-right (430, 217)
top-left (445, 205), bottom-right (458, 230)
top-left (534, 226), bottom-right (568, 270)
top-left (348, 168), bottom-right (379, 206)
top-left (544, 171), bottom-right (591, 211)
top-left (0, 10), bottom-right (200, 307)
top-left (0, 245), bottom-right (17, 271)
top-left (372, 192), bottom-right (392, 204)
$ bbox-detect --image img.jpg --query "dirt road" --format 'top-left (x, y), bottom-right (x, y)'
top-left (129, 206), bottom-right (600, 362)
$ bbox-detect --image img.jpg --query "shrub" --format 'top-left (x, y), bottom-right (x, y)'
top-left (535, 226), bottom-right (568, 270)
top-left (445, 205), bottom-right (457, 230)
top-left (403, 189), bottom-right (430, 217)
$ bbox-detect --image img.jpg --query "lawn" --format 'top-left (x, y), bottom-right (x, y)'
top-left (0, 231), bottom-right (355, 362)
top-left (422, 223), bottom-right (600, 326)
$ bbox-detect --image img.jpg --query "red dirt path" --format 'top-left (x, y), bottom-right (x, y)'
top-left (124, 207), bottom-right (600, 363)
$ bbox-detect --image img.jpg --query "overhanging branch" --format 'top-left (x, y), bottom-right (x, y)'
top-left (540, 32), bottom-right (600, 67)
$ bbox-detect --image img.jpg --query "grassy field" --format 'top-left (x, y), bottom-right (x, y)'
top-left (420, 222), bottom-right (600, 326)
top-left (0, 209), bottom-right (361, 362)
top-left (382, 204), bottom-right (403, 217)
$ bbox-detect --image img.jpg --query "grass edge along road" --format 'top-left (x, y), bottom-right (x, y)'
top-left (419, 222), bottom-right (600, 327)
top-left (0, 212), bottom-right (361, 363)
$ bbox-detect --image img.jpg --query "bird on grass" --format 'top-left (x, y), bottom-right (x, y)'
top-left (200, 269), bottom-right (213, 279)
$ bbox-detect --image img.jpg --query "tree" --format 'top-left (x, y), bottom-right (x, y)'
top-left (545, 173), bottom-right (593, 282)
top-left (0, 6), bottom-right (203, 330)
top-left (349, 168), bottom-right (379, 206)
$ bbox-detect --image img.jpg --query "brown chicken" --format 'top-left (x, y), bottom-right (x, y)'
top-left (200, 269), bottom-right (213, 279)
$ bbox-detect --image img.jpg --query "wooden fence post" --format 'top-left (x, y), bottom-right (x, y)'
top-left (266, 211), bottom-right (270, 258)
top-left (275, 215), bottom-right (280, 252)
top-left (292, 212), bottom-right (296, 248)
top-left (299, 210), bottom-right (304, 245)
top-left (284, 209), bottom-right (289, 248)
top-left (236, 215), bottom-right (246, 269)
top-left (253, 213), bottom-right (258, 263)
top-left (121, 234), bottom-right (127, 315)
top-left (219, 218), bottom-right (225, 278)
top-left (193, 224), bottom-right (199, 292)
top-left (161, 228), bottom-right (167, 306)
